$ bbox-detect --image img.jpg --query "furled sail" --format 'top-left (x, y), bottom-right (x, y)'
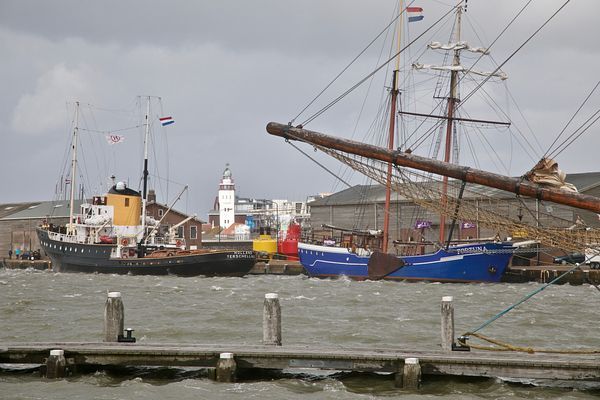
top-left (524, 158), bottom-right (578, 192)
top-left (428, 41), bottom-right (490, 54)
top-left (412, 63), bottom-right (508, 80)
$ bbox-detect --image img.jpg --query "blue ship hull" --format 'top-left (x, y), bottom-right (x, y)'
top-left (298, 242), bottom-right (515, 283)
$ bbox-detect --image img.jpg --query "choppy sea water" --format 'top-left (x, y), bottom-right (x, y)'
top-left (1, 268), bottom-right (599, 399)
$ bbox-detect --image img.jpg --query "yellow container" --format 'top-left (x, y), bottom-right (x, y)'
top-left (253, 234), bottom-right (277, 254)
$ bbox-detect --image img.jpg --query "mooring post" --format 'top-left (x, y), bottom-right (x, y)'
top-left (216, 352), bottom-right (237, 382)
top-left (263, 293), bottom-right (282, 345)
top-left (402, 357), bottom-right (421, 389)
top-left (45, 349), bottom-right (66, 378)
top-left (441, 296), bottom-right (454, 351)
top-left (104, 291), bottom-right (124, 342)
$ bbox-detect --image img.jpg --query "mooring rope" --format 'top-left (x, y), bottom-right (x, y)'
top-left (458, 259), bottom-right (600, 354)
top-left (467, 263), bottom-right (583, 335)
top-left (459, 332), bottom-right (600, 354)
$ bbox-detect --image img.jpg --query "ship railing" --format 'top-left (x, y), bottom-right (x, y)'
top-left (145, 236), bottom-right (186, 247)
top-left (47, 231), bottom-right (80, 244)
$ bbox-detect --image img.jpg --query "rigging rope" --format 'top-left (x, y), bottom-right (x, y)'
top-left (300, 3), bottom-right (463, 127)
top-left (296, 138), bottom-right (600, 255)
top-left (290, 0), bottom-right (412, 126)
top-left (468, 263), bottom-right (582, 335)
top-left (457, 0), bottom-right (572, 111)
top-left (551, 110), bottom-right (600, 159)
top-left (451, 0), bottom-right (534, 109)
top-left (286, 140), bottom-right (352, 188)
top-left (545, 79), bottom-right (600, 159)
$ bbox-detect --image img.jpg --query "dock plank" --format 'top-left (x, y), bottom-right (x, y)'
top-left (1, 342), bottom-right (599, 382)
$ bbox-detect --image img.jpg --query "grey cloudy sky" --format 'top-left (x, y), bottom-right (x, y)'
top-left (1, 0), bottom-right (599, 219)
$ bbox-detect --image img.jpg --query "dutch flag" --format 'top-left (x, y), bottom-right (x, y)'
top-left (159, 116), bottom-right (175, 126)
top-left (407, 7), bottom-right (424, 23)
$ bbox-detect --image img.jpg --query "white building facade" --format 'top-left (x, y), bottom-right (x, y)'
top-left (218, 164), bottom-right (235, 229)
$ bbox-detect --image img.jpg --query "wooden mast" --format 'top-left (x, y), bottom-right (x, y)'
top-left (439, 6), bottom-right (462, 244)
top-left (266, 121), bottom-right (600, 214)
top-left (382, 0), bottom-right (404, 253)
top-left (383, 71), bottom-right (397, 253)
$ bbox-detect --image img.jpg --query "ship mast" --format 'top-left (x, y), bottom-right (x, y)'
top-left (383, 72), bottom-right (398, 253)
top-left (439, 6), bottom-right (462, 244)
top-left (140, 97), bottom-right (150, 243)
top-left (67, 101), bottom-right (79, 236)
top-left (382, 0), bottom-right (404, 253)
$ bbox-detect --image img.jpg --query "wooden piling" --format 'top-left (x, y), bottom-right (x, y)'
top-left (103, 292), bottom-right (124, 342)
top-left (45, 349), bottom-right (66, 378)
top-left (216, 352), bottom-right (236, 382)
top-left (263, 293), bottom-right (282, 345)
top-left (441, 296), bottom-right (454, 351)
top-left (402, 357), bottom-right (421, 389)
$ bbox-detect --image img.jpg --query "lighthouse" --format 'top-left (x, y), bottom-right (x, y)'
top-left (218, 164), bottom-right (235, 229)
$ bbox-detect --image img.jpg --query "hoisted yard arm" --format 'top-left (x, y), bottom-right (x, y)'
top-left (266, 122), bottom-right (600, 214)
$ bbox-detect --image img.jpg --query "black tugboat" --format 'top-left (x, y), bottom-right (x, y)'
top-left (37, 99), bottom-right (255, 276)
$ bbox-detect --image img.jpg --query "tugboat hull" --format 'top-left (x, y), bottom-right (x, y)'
top-left (37, 228), bottom-right (255, 277)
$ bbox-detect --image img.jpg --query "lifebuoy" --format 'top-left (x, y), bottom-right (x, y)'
top-left (121, 238), bottom-right (129, 247)
top-left (176, 240), bottom-right (182, 247)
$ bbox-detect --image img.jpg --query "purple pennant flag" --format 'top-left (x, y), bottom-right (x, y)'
top-left (415, 220), bottom-right (432, 229)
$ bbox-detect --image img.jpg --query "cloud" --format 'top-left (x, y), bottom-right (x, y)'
top-left (0, 0), bottom-right (599, 216)
top-left (11, 63), bottom-right (91, 135)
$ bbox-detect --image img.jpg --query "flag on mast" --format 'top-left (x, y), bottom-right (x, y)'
top-left (160, 116), bottom-right (175, 126)
top-left (106, 134), bottom-right (125, 145)
top-left (407, 6), bottom-right (424, 22)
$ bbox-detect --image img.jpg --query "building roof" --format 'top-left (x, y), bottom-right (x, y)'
top-left (309, 172), bottom-right (600, 207)
top-left (0, 199), bottom-right (87, 220)
top-left (0, 198), bottom-right (205, 224)
top-left (221, 222), bottom-right (244, 235)
top-left (565, 172), bottom-right (600, 192)
top-left (147, 201), bottom-right (205, 224)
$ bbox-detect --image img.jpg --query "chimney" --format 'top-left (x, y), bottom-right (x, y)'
top-left (148, 189), bottom-right (156, 203)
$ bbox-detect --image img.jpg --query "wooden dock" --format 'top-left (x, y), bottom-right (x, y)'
top-left (1, 258), bottom-right (51, 270)
top-left (502, 265), bottom-right (600, 285)
top-left (1, 342), bottom-right (599, 385)
top-left (249, 260), bottom-right (305, 275)
top-left (1, 292), bottom-right (598, 388)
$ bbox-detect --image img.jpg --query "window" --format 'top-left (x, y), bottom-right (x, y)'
top-left (177, 226), bottom-right (184, 238)
top-left (125, 198), bottom-right (130, 207)
top-left (158, 209), bottom-right (164, 217)
top-left (190, 225), bottom-right (197, 239)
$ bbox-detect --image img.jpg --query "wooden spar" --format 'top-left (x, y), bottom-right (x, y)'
top-left (398, 110), bottom-right (511, 126)
top-left (382, 70), bottom-right (398, 253)
top-left (266, 121), bottom-right (600, 214)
